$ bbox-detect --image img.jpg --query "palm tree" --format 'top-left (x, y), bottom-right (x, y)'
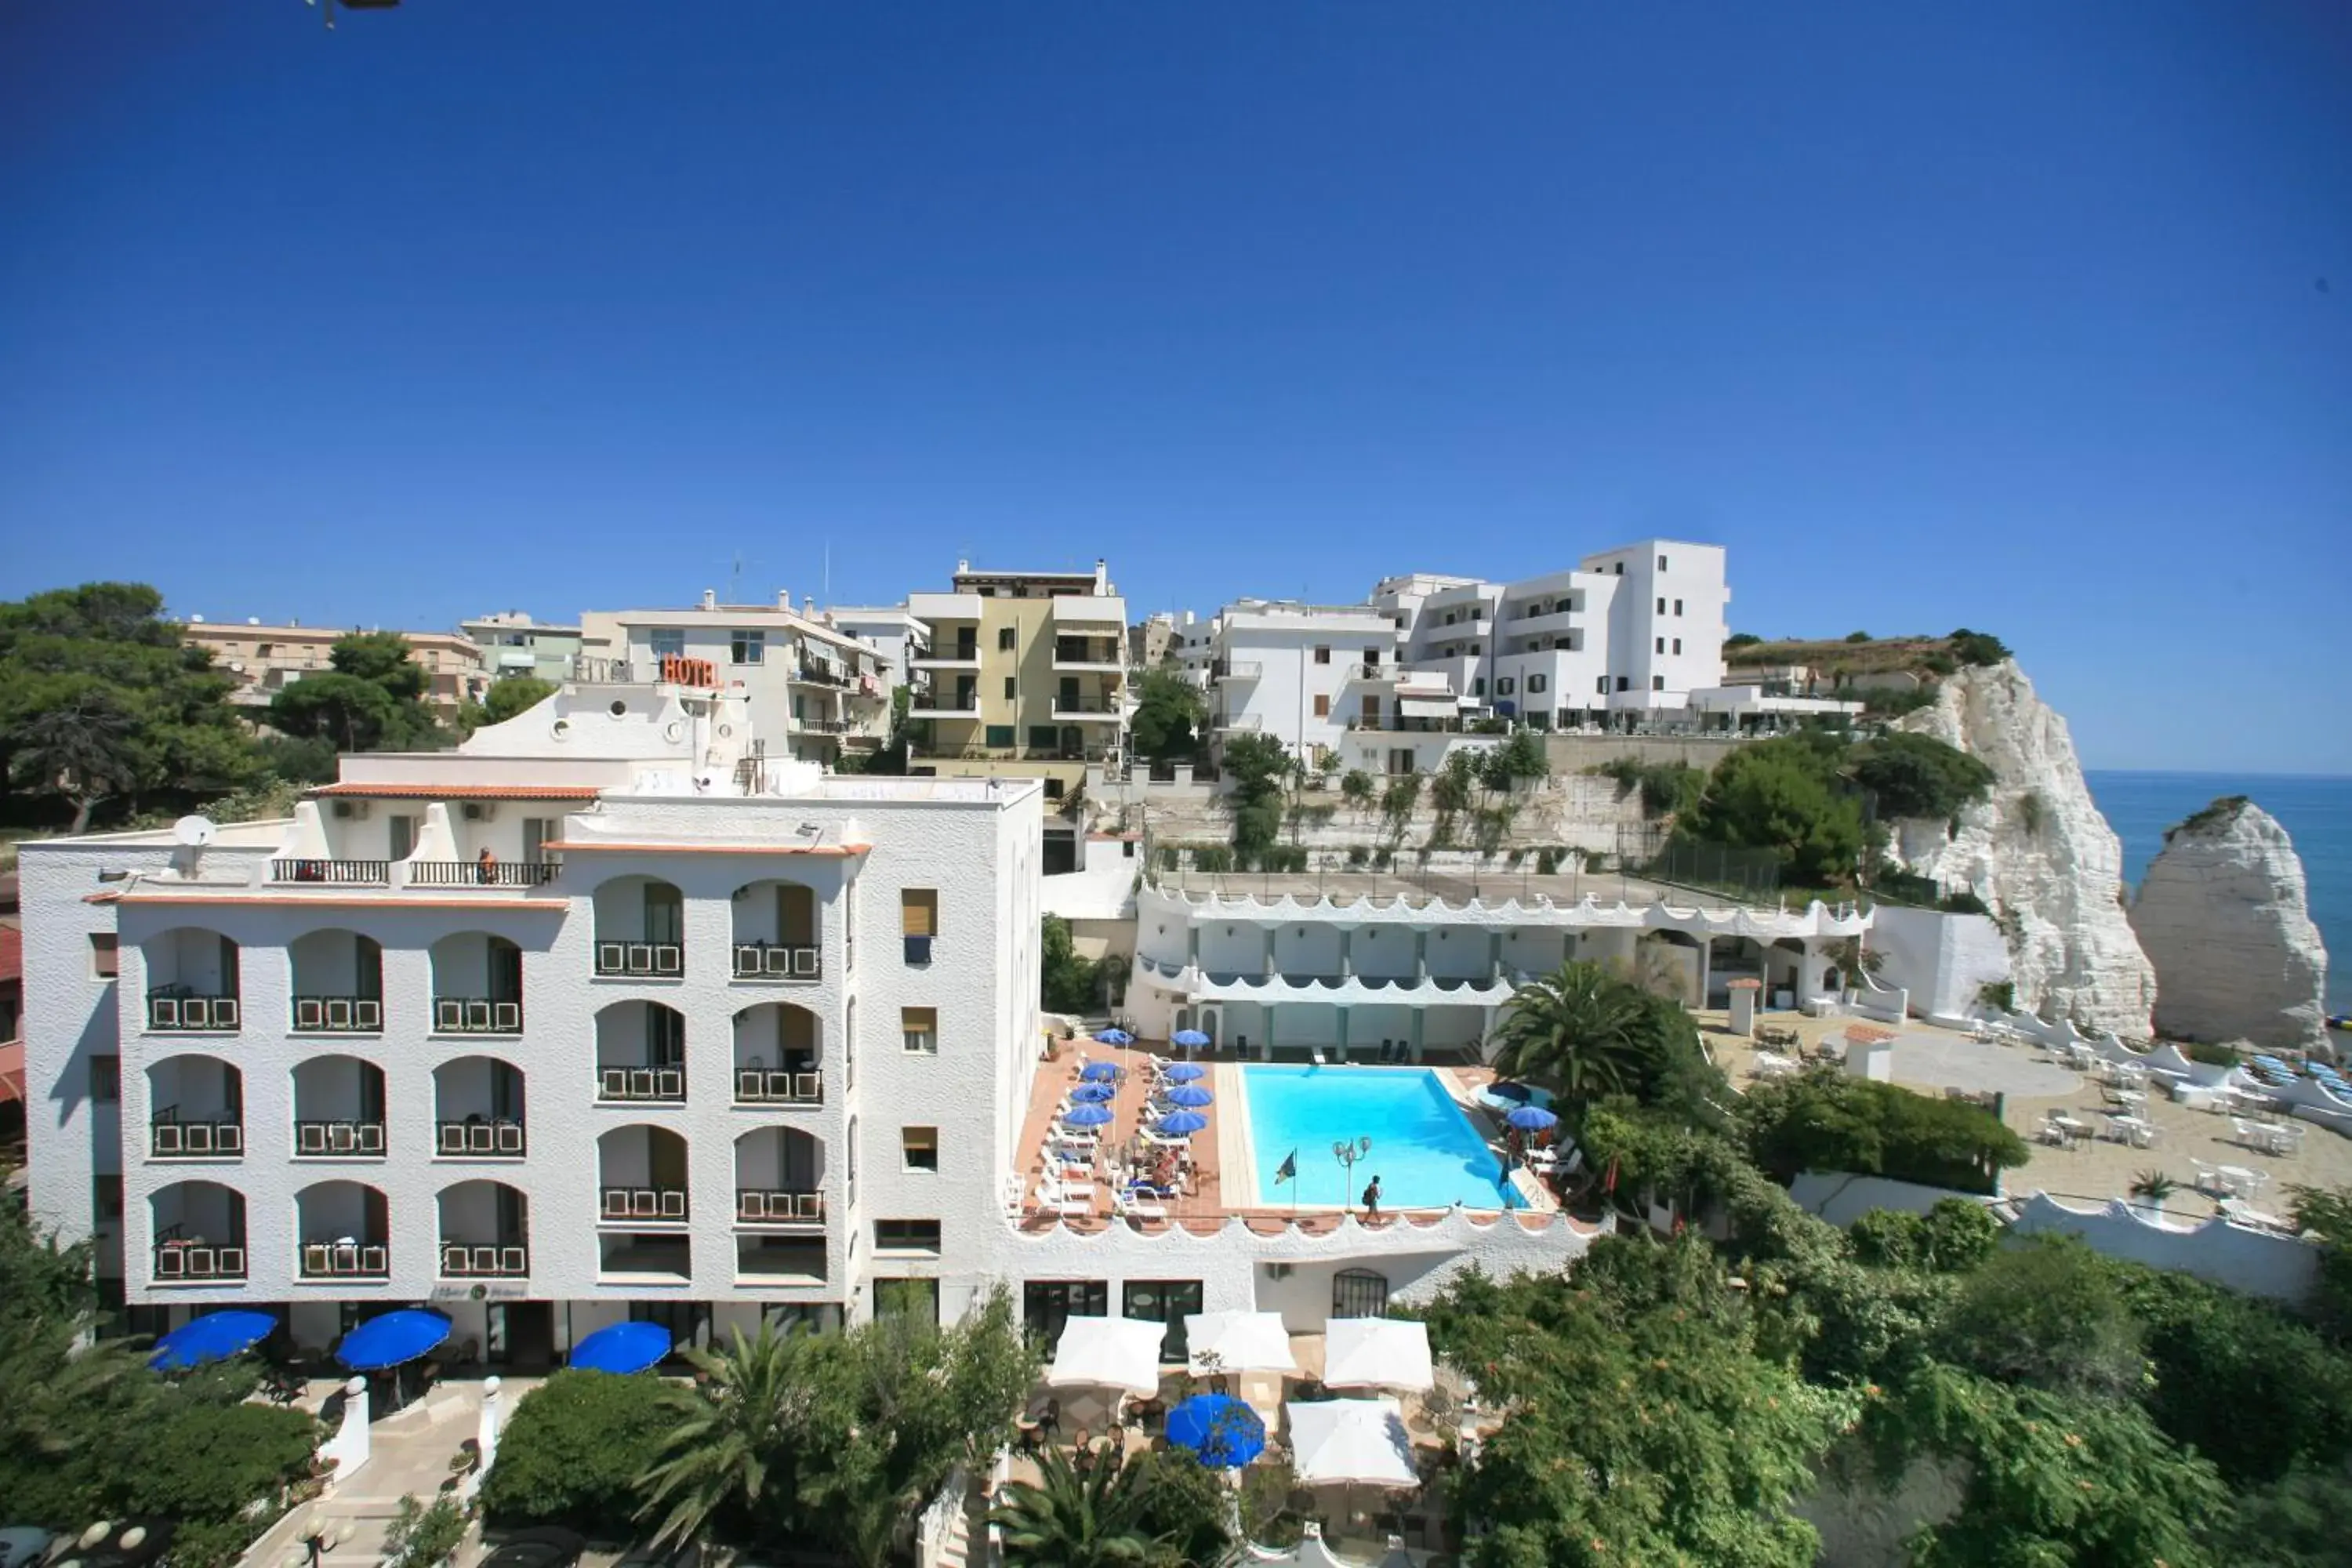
top-left (636, 1323), bottom-right (809, 1548)
top-left (2129, 1170), bottom-right (2180, 1213)
top-left (989, 1446), bottom-right (1168, 1567)
top-left (1488, 960), bottom-right (1647, 1105)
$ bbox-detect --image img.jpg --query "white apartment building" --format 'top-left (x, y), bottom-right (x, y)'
top-left (459, 612), bottom-right (585, 686)
top-left (20, 677), bottom-right (1046, 1358)
top-left (578, 592), bottom-right (892, 767)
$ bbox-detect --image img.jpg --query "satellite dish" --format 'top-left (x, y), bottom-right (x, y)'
top-left (173, 816), bottom-right (218, 847)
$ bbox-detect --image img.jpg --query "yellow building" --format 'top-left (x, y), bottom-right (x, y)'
top-left (905, 559), bottom-right (1127, 804)
top-left (183, 619), bottom-right (486, 710)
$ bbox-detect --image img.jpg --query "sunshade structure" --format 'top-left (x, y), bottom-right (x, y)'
top-left (336, 1308), bottom-right (452, 1370)
top-left (1095, 1028), bottom-right (1135, 1046)
top-left (1170, 1033), bottom-right (1210, 1053)
top-left (1504, 1105), bottom-right (1559, 1132)
top-left (1155, 1110), bottom-right (1207, 1136)
top-left (1287, 1397), bottom-right (1419, 1488)
top-left (1044, 1316), bottom-right (1167, 1396)
top-left (148, 1308), bottom-right (277, 1371)
top-left (1063, 1103), bottom-right (1114, 1127)
top-left (1321, 1318), bottom-right (1435, 1393)
top-left (1162, 1085), bottom-right (1214, 1108)
top-left (1166, 1392), bottom-right (1266, 1467)
top-left (568, 1320), bottom-right (671, 1374)
top-left (1184, 1310), bottom-right (1298, 1377)
top-left (1080, 1062), bottom-right (1123, 1083)
top-left (1069, 1081), bottom-right (1116, 1103)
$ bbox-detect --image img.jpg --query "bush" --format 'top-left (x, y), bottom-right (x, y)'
top-left (1682, 738), bottom-right (1866, 887)
top-left (1847, 731), bottom-right (1996, 821)
top-left (1860, 684), bottom-right (1939, 718)
top-left (1936, 891), bottom-right (1991, 915)
top-left (1845, 630), bottom-right (1873, 643)
top-left (1190, 844), bottom-right (1233, 874)
top-left (1846, 1200), bottom-right (2002, 1273)
top-left (1976, 980), bottom-right (2016, 1013)
top-left (1947, 628), bottom-right (2011, 667)
top-left (1534, 848), bottom-right (1561, 876)
top-left (1345, 844), bottom-right (1369, 868)
top-left (2183, 1039), bottom-right (2239, 1067)
top-left (1742, 1071), bottom-right (2029, 1193)
top-left (1724, 632), bottom-right (1763, 650)
top-left (480, 1369), bottom-right (679, 1538)
top-left (383, 1495), bottom-right (468, 1568)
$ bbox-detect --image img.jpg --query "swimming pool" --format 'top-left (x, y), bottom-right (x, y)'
top-left (1238, 1065), bottom-right (1518, 1210)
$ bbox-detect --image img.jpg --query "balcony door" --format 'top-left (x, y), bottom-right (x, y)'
top-left (644, 885), bottom-right (684, 946)
top-left (649, 1134), bottom-right (688, 1192)
top-left (645, 1007), bottom-right (685, 1068)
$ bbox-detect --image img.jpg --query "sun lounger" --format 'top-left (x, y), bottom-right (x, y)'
top-left (1111, 1190), bottom-right (1168, 1221)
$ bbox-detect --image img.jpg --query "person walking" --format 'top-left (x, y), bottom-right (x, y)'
top-left (1360, 1174), bottom-right (1383, 1221)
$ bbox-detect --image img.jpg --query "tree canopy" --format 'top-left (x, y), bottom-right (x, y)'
top-left (267, 631), bottom-right (448, 753)
top-left (1127, 668), bottom-right (1205, 762)
top-left (1846, 731), bottom-right (1995, 822)
top-left (1681, 736), bottom-right (1866, 887)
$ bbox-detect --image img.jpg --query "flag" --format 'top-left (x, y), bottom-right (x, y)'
top-left (1274, 1149), bottom-right (1298, 1185)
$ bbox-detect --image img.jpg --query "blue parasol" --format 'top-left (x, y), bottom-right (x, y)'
top-left (1163, 1059), bottom-right (1207, 1078)
top-left (149, 1309), bottom-right (278, 1371)
top-left (1062, 1103), bottom-right (1114, 1127)
top-left (1080, 1062), bottom-right (1123, 1083)
top-left (1506, 1105), bottom-right (1560, 1131)
top-left (336, 1308), bottom-right (452, 1371)
top-left (1069, 1081), bottom-right (1116, 1103)
top-left (568, 1320), bottom-right (673, 1374)
top-left (1171, 1031), bottom-right (1211, 1051)
top-left (1156, 1110), bottom-right (1209, 1136)
top-left (1161, 1085), bottom-right (1214, 1108)
top-left (1095, 1029), bottom-right (1135, 1046)
top-left (1167, 1392), bottom-right (1266, 1467)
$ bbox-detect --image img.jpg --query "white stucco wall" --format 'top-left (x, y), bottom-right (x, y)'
top-left (2009, 1192), bottom-right (2321, 1305)
top-left (1868, 907), bottom-right (2012, 1023)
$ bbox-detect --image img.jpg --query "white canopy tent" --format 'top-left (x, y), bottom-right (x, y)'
top-left (1321, 1318), bottom-right (1435, 1393)
top-left (1185, 1310), bottom-right (1298, 1377)
top-left (1045, 1316), bottom-right (1167, 1396)
top-left (1287, 1396), bottom-right (1419, 1489)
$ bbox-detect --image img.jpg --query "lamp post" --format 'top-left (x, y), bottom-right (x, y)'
top-left (1331, 1135), bottom-right (1372, 1211)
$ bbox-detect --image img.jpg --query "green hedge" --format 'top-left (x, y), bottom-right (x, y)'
top-left (1743, 1071), bottom-right (2029, 1194)
top-left (479, 1369), bottom-right (679, 1540)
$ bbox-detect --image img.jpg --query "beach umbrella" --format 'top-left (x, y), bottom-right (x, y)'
top-left (1069, 1082), bottom-right (1116, 1103)
top-left (1183, 1311), bottom-right (1297, 1375)
top-left (1321, 1318), bottom-right (1435, 1393)
top-left (1095, 1029), bottom-right (1135, 1046)
top-left (1163, 1059), bottom-right (1207, 1078)
top-left (1062, 1103), bottom-right (1114, 1127)
top-left (1167, 1393), bottom-right (1266, 1467)
top-left (148, 1309), bottom-right (278, 1372)
top-left (1287, 1397), bottom-right (1418, 1488)
top-left (1162, 1085), bottom-right (1214, 1108)
top-left (1045, 1316), bottom-right (1165, 1395)
top-left (567, 1321), bottom-right (671, 1374)
top-left (1486, 1081), bottom-right (1534, 1103)
top-left (1171, 1031), bottom-right (1210, 1051)
top-left (1156, 1111), bottom-right (1208, 1136)
top-left (1505, 1105), bottom-right (1560, 1132)
top-left (336, 1309), bottom-right (452, 1371)
top-left (1080, 1062), bottom-right (1123, 1083)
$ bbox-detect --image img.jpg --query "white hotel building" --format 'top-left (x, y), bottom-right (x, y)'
top-left (1182, 540), bottom-right (1850, 773)
top-left (20, 674), bottom-right (1609, 1362)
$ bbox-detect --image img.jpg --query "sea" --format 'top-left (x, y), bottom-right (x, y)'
top-left (2085, 771), bottom-right (2352, 1017)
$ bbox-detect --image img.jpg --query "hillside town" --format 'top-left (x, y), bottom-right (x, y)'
top-left (1, 541), bottom-right (2342, 1568)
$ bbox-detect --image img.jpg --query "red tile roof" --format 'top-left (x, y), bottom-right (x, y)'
top-left (0, 926), bottom-right (19, 984)
top-left (312, 783), bottom-right (605, 800)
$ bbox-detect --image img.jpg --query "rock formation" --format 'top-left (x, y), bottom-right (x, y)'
top-left (1889, 661), bottom-right (2157, 1036)
top-left (2129, 797), bottom-right (2331, 1054)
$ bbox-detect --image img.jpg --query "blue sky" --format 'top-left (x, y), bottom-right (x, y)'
top-left (2, 2), bottom-right (2346, 772)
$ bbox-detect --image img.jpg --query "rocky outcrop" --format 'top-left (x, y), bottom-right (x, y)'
top-left (1889, 661), bottom-right (2157, 1036)
top-left (2129, 797), bottom-right (2331, 1054)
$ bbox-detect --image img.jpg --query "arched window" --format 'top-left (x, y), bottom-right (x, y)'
top-left (1332, 1268), bottom-right (1390, 1319)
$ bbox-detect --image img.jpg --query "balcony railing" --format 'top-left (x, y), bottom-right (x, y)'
top-left (150, 1116), bottom-right (243, 1158)
top-left (294, 1120), bottom-right (387, 1157)
top-left (735, 1189), bottom-right (825, 1226)
top-left (408, 861), bottom-right (561, 888)
top-left (1347, 662), bottom-right (1396, 681)
top-left (733, 1069), bottom-right (822, 1105)
top-left (1050, 695), bottom-right (1120, 714)
top-left (1213, 661), bottom-right (1263, 682)
top-left (273, 860), bottom-right (390, 886)
top-left (292, 996), bottom-right (383, 1033)
top-left (435, 1118), bottom-right (526, 1157)
top-left (911, 691), bottom-right (982, 713)
top-left (732, 942), bottom-right (821, 981)
top-left (793, 662), bottom-right (850, 688)
top-left (299, 1240), bottom-right (390, 1279)
top-left (600, 1186), bottom-right (689, 1222)
top-left (433, 997), bottom-right (523, 1034)
top-left (154, 1241), bottom-right (246, 1282)
top-left (1213, 714), bottom-right (1264, 731)
top-left (146, 993), bottom-right (241, 1032)
top-left (797, 717), bottom-right (851, 734)
top-left (593, 941), bottom-right (684, 978)
top-left (439, 1241), bottom-right (530, 1278)
top-left (597, 1065), bottom-right (686, 1103)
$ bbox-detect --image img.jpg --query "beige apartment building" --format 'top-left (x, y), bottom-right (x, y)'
top-left (183, 619), bottom-right (487, 710)
top-left (905, 560), bottom-right (1127, 807)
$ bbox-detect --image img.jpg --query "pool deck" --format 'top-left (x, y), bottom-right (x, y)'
top-left (1011, 1037), bottom-right (1553, 1232)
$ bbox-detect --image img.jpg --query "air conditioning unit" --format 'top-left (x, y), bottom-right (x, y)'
top-left (463, 801), bottom-right (497, 821)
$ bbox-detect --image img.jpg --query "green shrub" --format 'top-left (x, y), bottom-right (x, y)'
top-left (1190, 844), bottom-right (1233, 874)
top-left (1976, 980), bottom-right (2016, 1013)
top-left (1742, 1071), bottom-right (2028, 1193)
top-left (480, 1369), bottom-right (679, 1537)
top-left (2171, 795), bottom-right (2249, 840)
top-left (383, 1495), bottom-right (468, 1568)
top-left (1847, 731), bottom-right (1996, 820)
top-left (2183, 1039), bottom-right (2238, 1067)
top-left (1345, 844), bottom-right (1369, 868)
top-left (1937, 891), bottom-right (1991, 915)
top-left (1947, 628), bottom-right (2011, 667)
top-left (1724, 632), bottom-right (1763, 650)
top-left (1860, 684), bottom-right (1939, 717)
top-left (1846, 630), bottom-right (1873, 643)
top-left (1847, 1200), bottom-right (2002, 1273)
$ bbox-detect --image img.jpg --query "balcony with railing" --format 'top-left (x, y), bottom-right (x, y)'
top-left (438, 1181), bottom-right (528, 1279)
top-left (1051, 690), bottom-right (1124, 723)
top-left (434, 1055), bottom-right (525, 1158)
top-left (292, 1055), bottom-right (387, 1158)
top-left (289, 927), bottom-right (385, 1033)
top-left (735, 1127), bottom-right (825, 1231)
top-left (1052, 637), bottom-right (1126, 673)
top-left (408, 859), bottom-right (561, 888)
top-left (1212, 660), bottom-right (1263, 683)
top-left (599, 1126), bottom-right (689, 1227)
top-left (733, 999), bottom-right (823, 1105)
top-left (272, 859), bottom-right (390, 886)
top-left (295, 1178), bottom-right (390, 1279)
top-left (592, 876), bottom-right (686, 978)
top-left (908, 688), bottom-right (982, 717)
top-left (147, 1055), bottom-right (242, 1160)
top-left (731, 879), bottom-right (821, 982)
top-left (151, 1181), bottom-right (245, 1284)
top-left (596, 1000), bottom-right (686, 1102)
top-left (142, 927), bottom-right (242, 1034)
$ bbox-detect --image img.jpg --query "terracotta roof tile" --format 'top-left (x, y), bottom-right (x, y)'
top-left (312, 783), bottom-right (605, 800)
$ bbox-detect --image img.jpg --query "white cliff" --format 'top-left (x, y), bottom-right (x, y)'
top-left (2129, 797), bottom-right (2331, 1054)
top-left (1890, 661), bottom-right (2157, 1036)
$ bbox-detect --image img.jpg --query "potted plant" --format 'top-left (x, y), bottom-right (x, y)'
top-left (2129, 1170), bottom-right (2178, 1217)
top-left (382, 1494), bottom-right (467, 1568)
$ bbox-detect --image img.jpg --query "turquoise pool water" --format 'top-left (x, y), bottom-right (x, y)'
top-left (1240, 1065), bottom-right (1518, 1210)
